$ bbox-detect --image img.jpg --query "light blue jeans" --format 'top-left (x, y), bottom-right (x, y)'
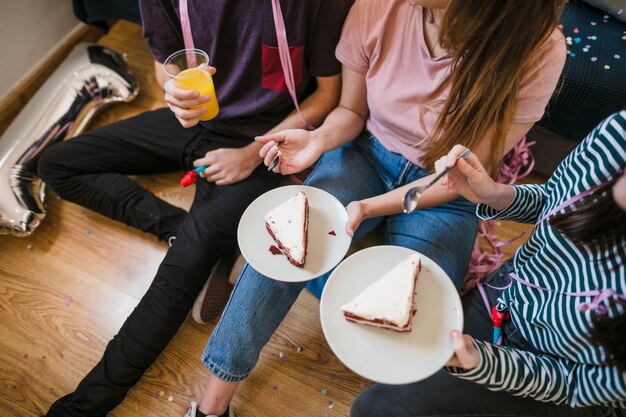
top-left (201, 131), bottom-right (478, 382)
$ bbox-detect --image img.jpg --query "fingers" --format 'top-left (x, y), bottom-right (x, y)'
top-left (445, 145), bottom-right (469, 167)
top-left (168, 104), bottom-right (206, 125)
top-left (450, 330), bottom-right (479, 369)
top-left (259, 141), bottom-right (274, 158)
top-left (255, 133), bottom-right (286, 145)
top-left (207, 66), bottom-right (217, 76)
top-left (165, 92), bottom-right (211, 109)
top-left (344, 202), bottom-right (363, 237)
top-left (263, 144), bottom-right (280, 167)
top-left (164, 79), bottom-right (200, 100)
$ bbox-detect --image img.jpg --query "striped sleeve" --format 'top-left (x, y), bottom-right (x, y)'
top-left (476, 184), bottom-right (547, 224)
top-left (448, 340), bottom-right (626, 408)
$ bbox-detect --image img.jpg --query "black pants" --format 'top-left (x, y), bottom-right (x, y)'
top-left (350, 261), bottom-right (621, 417)
top-left (38, 109), bottom-right (282, 416)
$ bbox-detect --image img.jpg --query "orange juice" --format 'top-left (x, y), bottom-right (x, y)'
top-left (176, 67), bottom-right (219, 121)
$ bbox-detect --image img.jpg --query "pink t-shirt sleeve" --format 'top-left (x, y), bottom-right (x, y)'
top-left (335, 1), bottom-right (369, 74)
top-left (514, 29), bottom-right (567, 124)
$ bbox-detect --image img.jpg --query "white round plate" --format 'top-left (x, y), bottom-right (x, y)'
top-left (238, 185), bottom-right (352, 282)
top-left (320, 245), bottom-right (464, 384)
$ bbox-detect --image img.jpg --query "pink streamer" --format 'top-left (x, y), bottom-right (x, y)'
top-left (270, 0), bottom-right (315, 130)
top-left (463, 137), bottom-right (535, 292)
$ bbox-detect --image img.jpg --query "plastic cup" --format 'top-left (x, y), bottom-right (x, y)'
top-left (163, 48), bottom-right (219, 121)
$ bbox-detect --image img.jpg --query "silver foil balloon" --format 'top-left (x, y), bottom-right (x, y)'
top-left (0, 43), bottom-right (139, 237)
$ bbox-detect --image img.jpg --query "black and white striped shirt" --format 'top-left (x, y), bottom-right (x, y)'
top-left (451, 111), bottom-right (626, 408)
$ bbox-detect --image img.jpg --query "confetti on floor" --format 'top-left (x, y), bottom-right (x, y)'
top-left (159, 390), bottom-right (165, 398)
top-left (26, 244), bottom-right (33, 250)
top-left (359, 382), bottom-right (367, 388)
top-left (64, 296), bottom-right (73, 307)
top-left (23, 353), bottom-right (29, 359)
top-left (168, 396), bottom-right (174, 402)
top-left (591, 57), bottom-right (598, 62)
top-left (604, 65), bottom-right (611, 70)
top-left (615, 54), bottom-right (621, 59)
top-left (87, 230), bottom-right (93, 236)
top-left (327, 400), bottom-right (334, 409)
top-left (272, 385), bottom-right (278, 390)
top-left (279, 351), bottom-right (286, 362)
top-left (153, 391), bottom-right (159, 399)
top-left (321, 389), bottom-right (327, 395)
top-left (329, 373), bottom-right (337, 379)
top-left (6, 405), bottom-right (13, 412)
top-left (297, 347), bottom-right (302, 353)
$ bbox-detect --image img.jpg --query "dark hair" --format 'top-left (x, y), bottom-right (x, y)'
top-left (588, 304), bottom-right (626, 372)
top-left (549, 179), bottom-right (626, 247)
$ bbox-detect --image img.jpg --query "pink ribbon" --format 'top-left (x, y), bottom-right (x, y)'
top-left (179, 0), bottom-right (197, 68)
top-left (270, 0), bottom-right (315, 130)
top-left (178, 0), bottom-right (314, 130)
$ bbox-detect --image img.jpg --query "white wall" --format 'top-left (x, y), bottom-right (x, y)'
top-left (0, 0), bottom-right (81, 99)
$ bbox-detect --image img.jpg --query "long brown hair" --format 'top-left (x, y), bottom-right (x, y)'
top-left (422, 1), bottom-right (564, 172)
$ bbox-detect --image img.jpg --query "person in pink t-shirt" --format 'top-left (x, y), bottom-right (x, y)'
top-left (186, 1), bottom-right (566, 416)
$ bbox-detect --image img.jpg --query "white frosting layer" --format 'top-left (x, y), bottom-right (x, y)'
top-left (341, 254), bottom-right (420, 327)
top-left (264, 191), bottom-right (307, 264)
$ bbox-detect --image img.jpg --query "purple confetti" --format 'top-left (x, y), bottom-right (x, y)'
top-left (591, 56), bottom-right (598, 62)
top-left (7, 405), bottom-right (13, 412)
top-left (591, 21), bottom-right (597, 25)
top-left (327, 400), bottom-right (334, 409)
top-left (329, 373), bottom-right (337, 379)
top-left (359, 382), bottom-right (367, 388)
top-left (64, 296), bottom-right (73, 307)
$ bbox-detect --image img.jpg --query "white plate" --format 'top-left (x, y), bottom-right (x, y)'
top-left (238, 185), bottom-right (352, 282)
top-left (320, 245), bottom-right (464, 384)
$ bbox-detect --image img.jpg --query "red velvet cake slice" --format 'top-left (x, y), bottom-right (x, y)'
top-left (264, 191), bottom-right (309, 267)
top-left (341, 254), bottom-right (421, 332)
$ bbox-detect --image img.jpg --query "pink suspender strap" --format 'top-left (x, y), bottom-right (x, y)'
top-left (508, 272), bottom-right (626, 314)
top-left (178, 0), bottom-right (197, 68)
top-left (269, 0), bottom-right (315, 130)
top-left (178, 0), bottom-right (315, 130)
top-left (535, 183), bottom-right (606, 225)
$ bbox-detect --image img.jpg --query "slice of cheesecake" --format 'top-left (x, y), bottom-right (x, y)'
top-left (264, 191), bottom-right (309, 267)
top-left (341, 254), bottom-right (421, 332)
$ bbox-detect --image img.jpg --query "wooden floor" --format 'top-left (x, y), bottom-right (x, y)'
top-left (0, 21), bottom-right (536, 417)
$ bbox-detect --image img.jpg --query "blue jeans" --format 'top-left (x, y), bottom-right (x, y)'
top-left (201, 131), bottom-right (478, 382)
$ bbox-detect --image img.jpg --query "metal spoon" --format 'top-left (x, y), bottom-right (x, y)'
top-left (402, 148), bottom-right (471, 214)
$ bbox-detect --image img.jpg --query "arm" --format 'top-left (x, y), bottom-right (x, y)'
top-left (257, 66), bottom-right (369, 174)
top-left (448, 338), bottom-right (626, 408)
top-left (195, 73), bottom-right (342, 185)
top-left (345, 122), bottom-right (533, 234)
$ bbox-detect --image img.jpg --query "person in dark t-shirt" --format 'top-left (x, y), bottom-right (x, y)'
top-left (40, 1), bottom-right (352, 416)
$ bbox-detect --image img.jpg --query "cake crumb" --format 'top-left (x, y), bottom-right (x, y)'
top-left (269, 245), bottom-right (282, 255)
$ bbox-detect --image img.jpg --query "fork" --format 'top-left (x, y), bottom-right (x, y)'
top-left (402, 148), bottom-right (471, 213)
top-left (267, 153), bottom-right (280, 172)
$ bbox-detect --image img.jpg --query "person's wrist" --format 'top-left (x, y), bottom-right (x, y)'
top-left (484, 183), bottom-right (514, 211)
top-left (310, 130), bottom-right (328, 158)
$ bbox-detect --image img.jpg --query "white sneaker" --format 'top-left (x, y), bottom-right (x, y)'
top-left (184, 401), bottom-right (232, 417)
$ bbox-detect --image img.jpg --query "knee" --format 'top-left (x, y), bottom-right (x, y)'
top-left (37, 142), bottom-right (70, 185)
top-left (351, 387), bottom-right (393, 417)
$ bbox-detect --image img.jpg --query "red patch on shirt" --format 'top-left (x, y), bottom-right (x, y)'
top-left (261, 43), bottom-right (303, 92)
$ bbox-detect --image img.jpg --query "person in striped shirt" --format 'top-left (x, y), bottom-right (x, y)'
top-left (350, 110), bottom-right (626, 416)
